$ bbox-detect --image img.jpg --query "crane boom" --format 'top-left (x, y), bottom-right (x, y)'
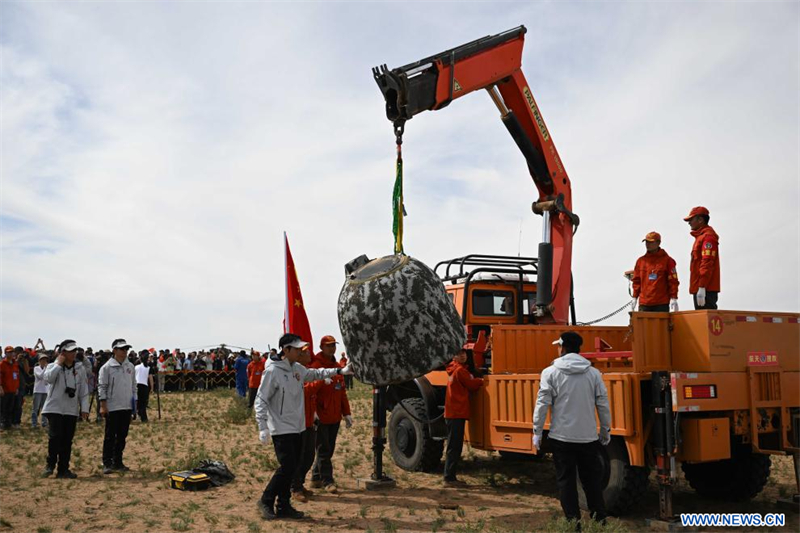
top-left (373, 26), bottom-right (577, 324)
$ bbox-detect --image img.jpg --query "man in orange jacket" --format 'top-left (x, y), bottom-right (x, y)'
top-left (444, 348), bottom-right (483, 485)
top-left (309, 335), bottom-right (352, 493)
top-left (0, 347), bottom-right (22, 430)
top-left (246, 351), bottom-right (265, 409)
top-left (631, 232), bottom-right (680, 313)
top-left (684, 206), bottom-right (721, 309)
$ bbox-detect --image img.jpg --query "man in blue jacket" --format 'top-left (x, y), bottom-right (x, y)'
top-left (234, 351), bottom-right (250, 398)
top-left (533, 331), bottom-right (611, 529)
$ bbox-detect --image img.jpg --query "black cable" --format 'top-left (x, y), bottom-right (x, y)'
top-left (576, 300), bottom-right (633, 326)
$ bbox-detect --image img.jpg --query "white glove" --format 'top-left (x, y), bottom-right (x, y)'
top-left (259, 429), bottom-right (270, 445)
top-left (340, 364), bottom-right (353, 376)
top-left (324, 378), bottom-right (333, 385)
top-left (599, 427), bottom-right (611, 446)
top-left (344, 415), bottom-right (353, 429)
top-left (669, 298), bottom-right (679, 313)
top-left (631, 297), bottom-right (639, 312)
top-left (533, 433), bottom-right (542, 449)
top-left (696, 287), bottom-right (706, 307)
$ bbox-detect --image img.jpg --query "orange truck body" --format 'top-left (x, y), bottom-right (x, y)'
top-left (427, 301), bottom-right (800, 467)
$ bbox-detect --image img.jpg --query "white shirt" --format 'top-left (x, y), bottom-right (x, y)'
top-left (33, 364), bottom-right (50, 394)
top-left (135, 363), bottom-right (150, 386)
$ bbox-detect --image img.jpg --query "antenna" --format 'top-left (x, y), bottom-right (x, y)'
top-left (517, 217), bottom-right (523, 257)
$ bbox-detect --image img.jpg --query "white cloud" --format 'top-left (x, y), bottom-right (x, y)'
top-left (1, 1), bottom-right (797, 351)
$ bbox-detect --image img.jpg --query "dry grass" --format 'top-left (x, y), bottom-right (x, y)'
top-left (0, 382), bottom-right (796, 532)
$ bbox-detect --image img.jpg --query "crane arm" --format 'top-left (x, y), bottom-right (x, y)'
top-left (373, 26), bottom-right (577, 324)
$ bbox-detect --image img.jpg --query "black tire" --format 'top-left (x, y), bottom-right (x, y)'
top-left (682, 445), bottom-right (771, 501)
top-left (577, 438), bottom-right (650, 516)
top-left (388, 398), bottom-right (444, 472)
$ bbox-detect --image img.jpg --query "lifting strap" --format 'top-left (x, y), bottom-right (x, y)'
top-left (392, 121), bottom-right (405, 255)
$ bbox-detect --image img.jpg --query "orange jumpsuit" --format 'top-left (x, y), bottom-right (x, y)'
top-left (689, 226), bottom-right (720, 293)
top-left (632, 249), bottom-right (679, 306)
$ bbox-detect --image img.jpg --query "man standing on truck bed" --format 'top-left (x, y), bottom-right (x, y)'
top-left (684, 206), bottom-right (720, 309)
top-left (631, 232), bottom-right (679, 313)
top-left (533, 331), bottom-right (611, 529)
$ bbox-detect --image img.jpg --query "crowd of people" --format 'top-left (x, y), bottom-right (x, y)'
top-left (0, 335), bottom-right (358, 512)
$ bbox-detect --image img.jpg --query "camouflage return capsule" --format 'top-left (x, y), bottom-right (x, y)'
top-left (338, 254), bottom-right (465, 386)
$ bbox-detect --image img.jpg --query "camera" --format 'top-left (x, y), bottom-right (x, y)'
top-left (65, 386), bottom-right (76, 398)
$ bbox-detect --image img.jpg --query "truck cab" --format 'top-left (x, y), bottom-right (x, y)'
top-left (436, 254), bottom-right (541, 372)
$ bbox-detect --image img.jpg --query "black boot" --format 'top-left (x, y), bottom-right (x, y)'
top-left (276, 502), bottom-right (305, 519)
top-left (257, 497), bottom-right (276, 520)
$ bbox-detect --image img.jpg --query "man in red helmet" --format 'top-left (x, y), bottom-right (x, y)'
top-left (631, 232), bottom-right (679, 313)
top-left (684, 206), bottom-right (720, 309)
top-left (309, 335), bottom-right (352, 493)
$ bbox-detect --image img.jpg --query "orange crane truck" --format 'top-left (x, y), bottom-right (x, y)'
top-left (372, 26), bottom-right (800, 517)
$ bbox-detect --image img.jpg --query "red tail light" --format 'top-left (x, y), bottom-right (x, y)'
top-left (684, 385), bottom-right (717, 399)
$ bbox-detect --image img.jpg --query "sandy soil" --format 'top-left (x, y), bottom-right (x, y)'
top-left (1, 383), bottom-right (797, 533)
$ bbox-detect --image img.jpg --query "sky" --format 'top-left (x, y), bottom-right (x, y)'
top-left (1, 1), bottom-right (798, 352)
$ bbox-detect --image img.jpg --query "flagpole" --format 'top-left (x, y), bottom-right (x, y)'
top-left (283, 231), bottom-right (289, 335)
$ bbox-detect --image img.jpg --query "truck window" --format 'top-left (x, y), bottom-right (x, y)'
top-left (472, 290), bottom-right (514, 316)
top-left (522, 292), bottom-right (537, 314)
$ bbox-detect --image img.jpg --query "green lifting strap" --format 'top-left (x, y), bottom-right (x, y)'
top-left (392, 140), bottom-right (404, 255)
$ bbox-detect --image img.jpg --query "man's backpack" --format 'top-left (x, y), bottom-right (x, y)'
top-left (192, 459), bottom-right (235, 487)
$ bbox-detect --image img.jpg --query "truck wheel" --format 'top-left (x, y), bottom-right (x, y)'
top-left (388, 398), bottom-right (444, 472)
top-left (578, 438), bottom-right (650, 516)
top-left (681, 446), bottom-right (771, 501)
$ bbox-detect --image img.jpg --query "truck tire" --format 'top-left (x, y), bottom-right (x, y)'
top-left (388, 398), bottom-right (444, 472)
top-left (578, 438), bottom-right (650, 516)
top-left (681, 446), bottom-right (771, 501)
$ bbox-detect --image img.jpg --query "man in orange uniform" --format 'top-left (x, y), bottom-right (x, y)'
top-left (309, 335), bottom-right (352, 493)
top-left (443, 348), bottom-right (483, 485)
top-left (291, 348), bottom-right (324, 502)
top-left (247, 351), bottom-right (265, 409)
top-left (684, 206), bottom-right (721, 309)
top-left (0, 347), bottom-right (22, 430)
top-left (631, 232), bottom-right (680, 313)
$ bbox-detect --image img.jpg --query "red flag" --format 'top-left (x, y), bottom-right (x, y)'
top-left (283, 232), bottom-right (314, 350)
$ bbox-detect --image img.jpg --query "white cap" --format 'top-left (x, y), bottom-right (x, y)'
top-left (112, 339), bottom-right (132, 351)
top-left (284, 339), bottom-right (309, 349)
top-left (60, 340), bottom-right (79, 352)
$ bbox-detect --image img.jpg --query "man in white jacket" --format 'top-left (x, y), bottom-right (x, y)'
top-left (98, 338), bottom-right (137, 474)
top-left (41, 339), bottom-right (90, 478)
top-left (254, 333), bottom-right (352, 521)
top-left (533, 331), bottom-right (611, 528)
top-left (32, 352), bottom-right (51, 428)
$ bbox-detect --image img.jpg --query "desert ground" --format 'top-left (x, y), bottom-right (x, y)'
top-left (1, 382), bottom-right (797, 533)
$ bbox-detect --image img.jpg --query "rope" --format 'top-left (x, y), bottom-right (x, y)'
top-left (575, 300), bottom-right (633, 326)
